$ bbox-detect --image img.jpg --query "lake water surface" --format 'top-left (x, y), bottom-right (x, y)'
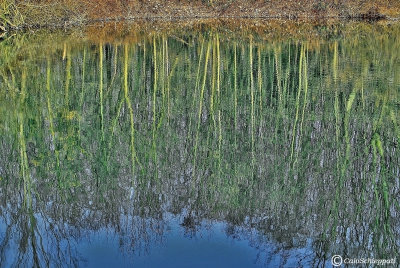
top-left (0, 21), bottom-right (399, 267)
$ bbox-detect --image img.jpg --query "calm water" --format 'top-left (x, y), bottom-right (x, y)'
top-left (0, 21), bottom-right (400, 267)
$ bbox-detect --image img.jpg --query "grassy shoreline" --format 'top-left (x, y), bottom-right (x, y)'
top-left (1, 0), bottom-right (400, 32)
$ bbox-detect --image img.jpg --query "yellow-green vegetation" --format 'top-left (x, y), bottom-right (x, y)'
top-left (0, 0), bottom-right (23, 29)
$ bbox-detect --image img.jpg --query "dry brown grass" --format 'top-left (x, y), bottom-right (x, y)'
top-left (1, 0), bottom-right (400, 30)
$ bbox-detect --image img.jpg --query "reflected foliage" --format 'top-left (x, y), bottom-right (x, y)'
top-left (0, 23), bottom-right (400, 267)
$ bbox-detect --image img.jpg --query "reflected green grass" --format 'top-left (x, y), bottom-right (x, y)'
top-left (0, 23), bottom-right (400, 266)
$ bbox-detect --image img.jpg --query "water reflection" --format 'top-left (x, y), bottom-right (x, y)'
top-left (0, 22), bottom-right (399, 267)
